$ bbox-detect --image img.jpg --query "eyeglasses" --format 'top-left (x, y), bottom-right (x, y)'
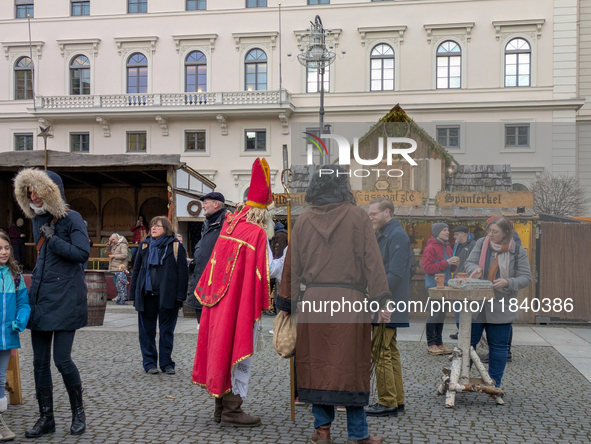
top-left (151, 224), bottom-right (164, 228)
top-left (487, 229), bottom-right (502, 235)
top-left (368, 209), bottom-right (385, 218)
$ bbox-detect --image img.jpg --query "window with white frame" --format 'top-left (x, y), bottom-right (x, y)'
top-left (128, 0), bottom-right (147, 13)
top-left (15, 1), bottom-right (33, 18)
top-left (186, 51), bottom-right (207, 92)
top-left (505, 124), bottom-right (529, 148)
top-left (14, 56), bottom-right (34, 100)
top-left (436, 41), bottom-right (461, 89)
top-left (307, 65), bottom-right (330, 93)
top-left (127, 131), bottom-right (147, 152)
top-left (505, 38), bottom-right (531, 87)
top-left (70, 133), bottom-right (90, 152)
top-left (436, 125), bottom-right (460, 149)
top-left (370, 44), bottom-right (394, 91)
top-left (127, 53), bottom-right (148, 94)
top-left (185, 131), bottom-right (206, 152)
top-left (71, 1), bottom-right (89, 15)
top-left (245, 49), bottom-right (267, 91)
top-left (246, 0), bottom-right (266, 7)
top-left (14, 133), bottom-right (33, 151)
top-left (308, 0), bottom-right (329, 4)
top-left (245, 130), bottom-right (266, 151)
top-left (186, 0), bottom-right (205, 10)
top-left (70, 55), bottom-right (90, 95)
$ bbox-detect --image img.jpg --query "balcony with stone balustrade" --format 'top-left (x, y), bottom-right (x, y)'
top-left (31, 90), bottom-right (293, 118)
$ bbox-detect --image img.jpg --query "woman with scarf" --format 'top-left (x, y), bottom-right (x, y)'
top-left (464, 216), bottom-right (531, 401)
top-left (129, 216), bottom-right (188, 374)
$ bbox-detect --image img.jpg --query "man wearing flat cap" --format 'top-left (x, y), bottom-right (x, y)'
top-left (187, 192), bottom-right (227, 326)
top-left (448, 225), bottom-right (477, 340)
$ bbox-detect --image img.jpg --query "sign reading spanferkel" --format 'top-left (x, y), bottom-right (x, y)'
top-left (437, 192), bottom-right (534, 208)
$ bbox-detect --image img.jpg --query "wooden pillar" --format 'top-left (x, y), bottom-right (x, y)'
top-left (97, 186), bottom-right (103, 240)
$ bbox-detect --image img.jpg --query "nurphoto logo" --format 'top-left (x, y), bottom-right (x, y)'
top-left (303, 132), bottom-right (418, 178)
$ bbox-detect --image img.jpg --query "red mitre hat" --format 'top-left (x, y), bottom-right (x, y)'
top-left (246, 158), bottom-right (273, 209)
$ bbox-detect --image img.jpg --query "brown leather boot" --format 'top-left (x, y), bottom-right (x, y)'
top-left (311, 425), bottom-right (331, 443)
top-left (220, 393), bottom-right (261, 427)
top-left (347, 436), bottom-right (383, 444)
top-left (213, 397), bottom-right (223, 423)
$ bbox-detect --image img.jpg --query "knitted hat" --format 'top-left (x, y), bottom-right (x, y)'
top-left (431, 223), bottom-right (448, 238)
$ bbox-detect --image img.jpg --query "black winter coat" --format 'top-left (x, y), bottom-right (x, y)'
top-left (129, 235), bottom-right (189, 312)
top-left (454, 238), bottom-right (477, 275)
top-left (372, 218), bottom-right (411, 328)
top-left (13, 169), bottom-right (90, 331)
top-left (187, 208), bottom-right (227, 310)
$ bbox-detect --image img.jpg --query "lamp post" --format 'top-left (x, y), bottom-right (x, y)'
top-left (298, 15), bottom-right (336, 165)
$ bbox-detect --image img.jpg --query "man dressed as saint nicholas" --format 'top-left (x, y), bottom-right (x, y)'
top-left (192, 157), bottom-right (284, 427)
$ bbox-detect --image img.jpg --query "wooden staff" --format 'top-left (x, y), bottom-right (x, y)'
top-left (281, 167), bottom-right (294, 422)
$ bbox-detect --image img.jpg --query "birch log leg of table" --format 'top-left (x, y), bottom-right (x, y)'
top-left (429, 287), bottom-right (502, 408)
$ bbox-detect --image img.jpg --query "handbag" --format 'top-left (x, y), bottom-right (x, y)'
top-left (272, 310), bottom-right (297, 358)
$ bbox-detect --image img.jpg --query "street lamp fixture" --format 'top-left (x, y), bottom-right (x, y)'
top-left (298, 15), bottom-right (337, 165)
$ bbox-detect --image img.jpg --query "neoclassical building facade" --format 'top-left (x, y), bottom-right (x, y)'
top-left (0, 0), bottom-right (587, 210)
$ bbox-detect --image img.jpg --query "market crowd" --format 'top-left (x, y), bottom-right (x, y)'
top-left (1, 161), bottom-right (530, 443)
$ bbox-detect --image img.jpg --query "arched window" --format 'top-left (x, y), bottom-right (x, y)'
top-left (370, 44), bottom-right (394, 91)
top-left (245, 49), bottom-right (267, 91)
top-left (505, 38), bottom-right (531, 87)
top-left (127, 53), bottom-right (148, 94)
top-left (436, 41), bottom-right (461, 89)
top-left (185, 51), bottom-right (207, 92)
top-left (14, 56), bottom-right (34, 100)
top-left (70, 55), bottom-right (90, 95)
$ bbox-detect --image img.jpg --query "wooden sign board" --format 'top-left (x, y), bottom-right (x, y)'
top-left (274, 193), bottom-right (307, 207)
top-left (354, 190), bottom-right (423, 206)
top-left (274, 190), bottom-right (423, 207)
top-left (437, 192), bottom-right (534, 208)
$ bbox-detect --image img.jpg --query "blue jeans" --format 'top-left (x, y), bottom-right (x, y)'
top-left (312, 404), bottom-right (369, 441)
top-left (470, 322), bottom-right (512, 387)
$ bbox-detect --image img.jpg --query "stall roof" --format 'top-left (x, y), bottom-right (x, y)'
top-left (273, 204), bottom-right (538, 221)
top-left (0, 150), bottom-right (214, 190)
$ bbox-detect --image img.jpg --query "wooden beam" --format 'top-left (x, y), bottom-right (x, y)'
top-left (98, 172), bottom-right (137, 188)
top-left (59, 172), bottom-right (99, 188)
top-left (141, 171), bottom-right (165, 183)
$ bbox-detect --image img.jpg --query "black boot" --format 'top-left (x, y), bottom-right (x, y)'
top-left (25, 386), bottom-right (55, 438)
top-left (66, 383), bottom-right (86, 435)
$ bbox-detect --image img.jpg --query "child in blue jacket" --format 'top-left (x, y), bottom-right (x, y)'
top-left (0, 230), bottom-right (31, 440)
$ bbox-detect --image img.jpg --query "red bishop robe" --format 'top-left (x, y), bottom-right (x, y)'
top-left (192, 206), bottom-right (270, 397)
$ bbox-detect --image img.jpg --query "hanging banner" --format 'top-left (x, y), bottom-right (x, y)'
top-left (437, 191), bottom-right (534, 208)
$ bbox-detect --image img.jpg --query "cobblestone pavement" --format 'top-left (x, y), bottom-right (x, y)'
top-left (3, 325), bottom-right (591, 443)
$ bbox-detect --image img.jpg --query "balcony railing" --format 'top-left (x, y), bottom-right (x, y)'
top-left (36, 90), bottom-right (289, 110)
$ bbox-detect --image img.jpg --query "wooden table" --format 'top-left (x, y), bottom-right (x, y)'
top-left (429, 287), bottom-right (504, 407)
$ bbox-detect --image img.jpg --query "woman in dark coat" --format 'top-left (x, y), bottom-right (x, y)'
top-left (129, 216), bottom-right (188, 374)
top-left (14, 168), bottom-right (90, 437)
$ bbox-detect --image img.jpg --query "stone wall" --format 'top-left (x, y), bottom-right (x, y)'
top-left (445, 165), bottom-right (512, 192)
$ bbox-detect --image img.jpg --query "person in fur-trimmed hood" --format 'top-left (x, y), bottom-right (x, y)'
top-left (13, 168), bottom-right (89, 438)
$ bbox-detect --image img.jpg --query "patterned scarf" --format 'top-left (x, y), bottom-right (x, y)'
top-left (478, 235), bottom-right (514, 282)
top-left (145, 236), bottom-right (168, 292)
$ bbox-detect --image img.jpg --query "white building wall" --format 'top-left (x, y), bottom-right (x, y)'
top-left (0, 0), bottom-right (584, 205)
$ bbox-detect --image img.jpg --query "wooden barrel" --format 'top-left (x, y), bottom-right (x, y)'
top-left (85, 271), bottom-right (107, 327)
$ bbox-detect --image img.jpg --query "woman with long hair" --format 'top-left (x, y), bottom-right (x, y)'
top-left (464, 216), bottom-right (532, 402)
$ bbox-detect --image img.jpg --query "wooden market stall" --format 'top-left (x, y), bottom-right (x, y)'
top-left (0, 150), bottom-right (216, 270)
